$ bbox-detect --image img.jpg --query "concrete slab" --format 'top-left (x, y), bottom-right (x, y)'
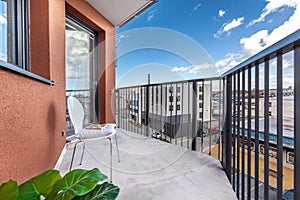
top-left (56, 128), bottom-right (236, 200)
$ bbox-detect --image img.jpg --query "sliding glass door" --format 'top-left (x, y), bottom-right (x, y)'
top-left (65, 15), bottom-right (98, 137)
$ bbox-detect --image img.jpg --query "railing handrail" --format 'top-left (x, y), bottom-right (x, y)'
top-left (117, 76), bottom-right (220, 90)
top-left (221, 29), bottom-right (300, 77)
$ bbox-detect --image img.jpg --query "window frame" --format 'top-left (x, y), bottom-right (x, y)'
top-left (0, 0), bottom-right (53, 85)
top-left (3, 0), bottom-right (30, 69)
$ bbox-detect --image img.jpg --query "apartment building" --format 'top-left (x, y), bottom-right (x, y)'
top-left (122, 82), bottom-right (218, 138)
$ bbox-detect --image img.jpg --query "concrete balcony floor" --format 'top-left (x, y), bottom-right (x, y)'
top-left (56, 128), bottom-right (236, 200)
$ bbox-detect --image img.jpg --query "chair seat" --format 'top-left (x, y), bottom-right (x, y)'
top-left (76, 128), bottom-right (117, 139)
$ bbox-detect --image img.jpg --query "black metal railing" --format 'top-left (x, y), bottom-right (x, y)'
top-left (116, 78), bottom-right (223, 156)
top-left (222, 29), bottom-right (300, 199)
top-left (116, 29), bottom-right (300, 199)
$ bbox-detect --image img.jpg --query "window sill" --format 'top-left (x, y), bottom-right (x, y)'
top-left (0, 60), bottom-right (54, 85)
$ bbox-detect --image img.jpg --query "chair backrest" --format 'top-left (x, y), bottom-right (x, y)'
top-left (67, 96), bottom-right (84, 134)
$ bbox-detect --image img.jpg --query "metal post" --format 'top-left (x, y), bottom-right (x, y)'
top-left (264, 59), bottom-right (270, 200)
top-left (117, 90), bottom-right (120, 128)
top-left (224, 76), bottom-right (232, 180)
top-left (294, 44), bottom-right (300, 200)
top-left (247, 67), bottom-right (252, 200)
top-left (254, 64), bottom-right (260, 200)
top-left (242, 71), bottom-right (246, 200)
top-left (277, 53), bottom-right (283, 199)
top-left (192, 81), bottom-right (197, 151)
top-left (145, 85), bottom-right (150, 137)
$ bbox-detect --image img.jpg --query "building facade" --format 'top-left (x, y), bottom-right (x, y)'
top-left (0, 0), bottom-right (155, 184)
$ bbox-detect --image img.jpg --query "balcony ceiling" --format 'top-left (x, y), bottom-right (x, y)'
top-left (86, 0), bottom-right (157, 27)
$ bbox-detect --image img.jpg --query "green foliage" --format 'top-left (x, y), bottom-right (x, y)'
top-left (17, 169), bottom-right (61, 200)
top-left (73, 182), bottom-right (120, 200)
top-left (0, 180), bottom-right (18, 200)
top-left (0, 168), bottom-right (119, 200)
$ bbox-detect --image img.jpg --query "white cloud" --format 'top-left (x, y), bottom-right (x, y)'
top-left (214, 17), bottom-right (244, 38)
top-left (223, 17), bottom-right (244, 32)
top-left (240, 30), bottom-right (269, 56)
top-left (0, 14), bottom-right (7, 25)
top-left (194, 3), bottom-right (202, 11)
top-left (218, 10), bottom-right (226, 17)
top-left (215, 53), bottom-right (244, 74)
top-left (171, 63), bottom-right (214, 75)
top-left (147, 9), bottom-right (157, 22)
top-left (240, 1), bottom-right (300, 57)
top-left (249, 0), bottom-right (297, 26)
top-left (171, 67), bottom-right (189, 72)
top-left (188, 63), bottom-right (215, 74)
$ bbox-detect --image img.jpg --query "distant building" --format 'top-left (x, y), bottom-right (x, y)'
top-left (122, 83), bottom-right (220, 138)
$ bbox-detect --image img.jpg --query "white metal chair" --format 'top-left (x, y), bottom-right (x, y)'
top-left (67, 96), bottom-right (120, 182)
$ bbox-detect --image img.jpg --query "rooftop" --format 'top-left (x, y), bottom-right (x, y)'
top-left (56, 128), bottom-right (236, 200)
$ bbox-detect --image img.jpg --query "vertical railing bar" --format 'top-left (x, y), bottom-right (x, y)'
top-left (156, 86), bottom-right (159, 138)
top-left (126, 88), bottom-right (128, 131)
top-left (181, 82), bottom-right (184, 147)
top-left (209, 80), bottom-right (212, 155)
top-left (141, 87), bottom-right (144, 135)
top-left (264, 59), bottom-right (270, 200)
top-left (201, 81), bottom-right (204, 153)
top-left (221, 78), bottom-right (225, 165)
top-left (117, 89), bottom-right (120, 128)
top-left (170, 84), bottom-right (173, 143)
top-left (140, 87), bottom-right (142, 135)
top-left (135, 88), bottom-right (137, 134)
top-left (237, 72), bottom-right (241, 199)
top-left (144, 87), bottom-right (146, 136)
top-left (175, 83), bottom-right (178, 145)
top-left (146, 85), bottom-right (150, 137)
top-left (129, 88), bottom-right (134, 132)
top-left (233, 73), bottom-right (236, 192)
top-left (188, 83), bottom-right (190, 149)
top-left (277, 53), bottom-right (283, 199)
top-left (242, 70), bottom-right (246, 200)
top-left (247, 67), bottom-right (252, 200)
top-left (160, 84), bottom-right (163, 141)
top-left (192, 81), bottom-right (197, 151)
top-left (218, 79), bottom-right (221, 160)
top-left (118, 89), bottom-right (121, 129)
top-left (224, 75), bottom-right (233, 180)
top-left (254, 64), bottom-right (260, 200)
top-left (152, 86), bottom-right (154, 136)
top-left (294, 44), bottom-right (300, 200)
top-left (165, 85), bottom-right (167, 141)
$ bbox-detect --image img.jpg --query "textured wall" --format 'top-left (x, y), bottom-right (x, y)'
top-left (0, 0), bottom-right (115, 184)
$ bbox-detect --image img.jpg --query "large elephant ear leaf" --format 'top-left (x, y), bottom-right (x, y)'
top-left (17, 169), bottom-right (61, 200)
top-left (74, 182), bottom-right (120, 200)
top-left (48, 168), bottom-right (107, 200)
top-left (0, 179), bottom-right (18, 200)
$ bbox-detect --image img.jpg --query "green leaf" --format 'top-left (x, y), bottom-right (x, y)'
top-left (0, 180), bottom-right (18, 200)
top-left (48, 168), bottom-right (107, 200)
top-left (73, 182), bottom-right (120, 200)
top-left (17, 169), bottom-right (61, 200)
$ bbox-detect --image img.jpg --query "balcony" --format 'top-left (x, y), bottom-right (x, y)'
top-left (56, 128), bottom-right (236, 199)
top-left (60, 29), bottom-right (300, 199)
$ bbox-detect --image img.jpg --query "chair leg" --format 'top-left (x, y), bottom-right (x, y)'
top-left (108, 138), bottom-right (113, 183)
top-left (115, 134), bottom-right (120, 162)
top-left (79, 143), bottom-right (85, 165)
top-left (70, 140), bottom-right (82, 171)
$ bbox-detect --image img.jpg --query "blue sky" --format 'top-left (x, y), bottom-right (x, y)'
top-left (116, 0), bottom-right (299, 87)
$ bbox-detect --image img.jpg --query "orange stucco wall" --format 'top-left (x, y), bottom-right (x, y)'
top-left (0, 0), bottom-right (115, 184)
